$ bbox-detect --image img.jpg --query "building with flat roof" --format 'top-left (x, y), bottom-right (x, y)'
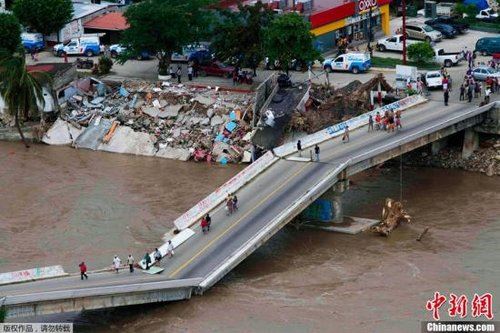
top-left (219, 0), bottom-right (392, 52)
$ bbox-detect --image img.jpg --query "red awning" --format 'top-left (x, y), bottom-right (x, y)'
top-left (83, 12), bottom-right (129, 31)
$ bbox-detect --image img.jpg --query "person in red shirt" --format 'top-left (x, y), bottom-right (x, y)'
top-left (79, 262), bottom-right (88, 280)
top-left (201, 217), bottom-right (209, 234)
top-left (375, 112), bottom-right (381, 130)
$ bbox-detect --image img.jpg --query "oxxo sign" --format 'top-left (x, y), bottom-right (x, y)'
top-left (358, 0), bottom-right (378, 11)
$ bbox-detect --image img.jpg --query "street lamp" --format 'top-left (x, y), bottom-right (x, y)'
top-left (402, 0), bottom-right (407, 64)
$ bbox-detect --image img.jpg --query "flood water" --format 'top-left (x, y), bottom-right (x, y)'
top-left (1, 142), bottom-right (499, 333)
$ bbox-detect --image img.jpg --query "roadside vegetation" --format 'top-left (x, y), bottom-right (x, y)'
top-left (371, 56), bottom-right (440, 70)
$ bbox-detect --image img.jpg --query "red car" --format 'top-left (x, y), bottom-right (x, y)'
top-left (198, 61), bottom-right (234, 78)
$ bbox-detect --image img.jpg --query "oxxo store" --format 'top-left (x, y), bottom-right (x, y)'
top-left (310, 0), bottom-right (392, 51)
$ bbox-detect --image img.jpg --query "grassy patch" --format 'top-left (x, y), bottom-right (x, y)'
top-left (371, 56), bottom-right (440, 70)
top-left (458, 17), bottom-right (500, 32)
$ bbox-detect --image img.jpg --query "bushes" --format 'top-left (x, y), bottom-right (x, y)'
top-left (407, 42), bottom-right (435, 65)
top-left (98, 56), bottom-right (113, 75)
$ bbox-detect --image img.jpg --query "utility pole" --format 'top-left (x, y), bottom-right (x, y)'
top-left (402, 0), bottom-right (407, 64)
top-left (368, 6), bottom-right (373, 52)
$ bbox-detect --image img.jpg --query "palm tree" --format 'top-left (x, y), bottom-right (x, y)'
top-left (0, 51), bottom-right (48, 148)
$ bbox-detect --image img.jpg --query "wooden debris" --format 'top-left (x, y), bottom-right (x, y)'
top-left (371, 198), bottom-right (412, 236)
top-left (416, 227), bottom-right (429, 241)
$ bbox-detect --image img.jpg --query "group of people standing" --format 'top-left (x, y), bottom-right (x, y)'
top-left (169, 63), bottom-right (196, 83)
top-left (370, 110), bottom-right (402, 132)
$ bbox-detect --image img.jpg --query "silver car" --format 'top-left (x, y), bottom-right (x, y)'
top-left (471, 66), bottom-right (500, 81)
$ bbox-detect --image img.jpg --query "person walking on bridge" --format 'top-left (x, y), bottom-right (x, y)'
top-left (166, 240), bottom-right (174, 258)
top-left (444, 89), bottom-right (449, 106)
top-left (314, 144), bottom-right (320, 161)
top-left (127, 254), bottom-right (135, 273)
top-left (79, 262), bottom-right (88, 280)
top-left (154, 248), bottom-right (162, 265)
top-left (342, 126), bottom-right (350, 143)
top-left (368, 115), bottom-right (374, 132)
top-left (205, 213), bottom-right (212, 231)
top-left (113, 255), bottom-right (121, 273)
top-left (201, 216), bottom-right (209, 234)
top-left (143, 252), bottom-right (151, 270)
top-left (297, 140), bottom-right (302, 157)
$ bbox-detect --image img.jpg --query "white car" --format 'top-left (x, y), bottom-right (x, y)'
top-left (476, 8), bottom-right (498, 21)
top-left (424, 71), bottom-right (443, 89)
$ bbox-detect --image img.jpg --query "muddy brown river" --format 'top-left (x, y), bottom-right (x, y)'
top-left (1, 142), bottom-right (499, 332)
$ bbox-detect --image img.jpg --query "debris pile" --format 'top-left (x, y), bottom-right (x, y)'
top-left (371, 198), bottom-right (412, 237)
top-left (51, 78), bottom-right (255, 163)
top-left (289, 74), bottom-right (394, 133)
top-left (404, 139), bottom-right (500, 176)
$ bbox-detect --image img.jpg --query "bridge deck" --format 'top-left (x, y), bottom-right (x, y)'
top-left (1, 97), bottom-right (498, 316)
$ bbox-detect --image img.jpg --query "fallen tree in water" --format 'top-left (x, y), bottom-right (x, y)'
top-left (372, 198), bottom-right (412, 236)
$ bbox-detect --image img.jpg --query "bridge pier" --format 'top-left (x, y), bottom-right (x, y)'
top-left (462, 128), bottom-right (479, 159)
top-left (330, 175), bottom-right (349, 224)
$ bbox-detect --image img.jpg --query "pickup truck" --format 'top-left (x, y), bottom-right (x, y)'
top-left (433, 48), bottom-right (462, 67)
top-left (53, 36), bottom-right (102, 57)
top-left (376, 35), bottom-right (420, 52)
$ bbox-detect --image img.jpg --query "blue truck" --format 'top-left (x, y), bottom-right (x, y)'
top-left (21, 33), bottom-right (45, 53)
top-left (322, 52), bottom-right (372, 74)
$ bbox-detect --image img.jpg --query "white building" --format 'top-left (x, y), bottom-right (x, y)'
top-left (0, 0), bottom-right (7, 13)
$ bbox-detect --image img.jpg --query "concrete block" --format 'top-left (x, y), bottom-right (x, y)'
top-left (462, 128), bottom-right (479, 159)
top-left (156, 147), bottom-right (191, 161)
top-left (42, 119), bottom-right (82, 145)
top-left (98, 126), bottom-right (156, 156)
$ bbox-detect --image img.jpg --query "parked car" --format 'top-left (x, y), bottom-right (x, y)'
top-left (322, 52), bottom-right (371, 74)
top-left (376, 35), bottom-right (420, 52)
top-left (424, 22), bottom-right (457, 38)
top-left (405, 22), bottom-right (442, 42)
top-left (433, 48), bottom-right (463, 67)
top-left (171, 44), bottom-right (212, 64)
top-left (53, 35), bottom-right (103, 57)
top-left (423, 71), bottom-right (443, 89)
top-left (476, 8), bottom-right (498, 21)
top-left (198, 61), bottom-right (234, 77)
top-left (109, 44), bottom-right (152, 60)
top-left (21, 33), bottom-right (45, 53)
top-left (471, 66), bottom-right (500, 81)
top-left (425, 16), bottom-right (469, 34)
top-left (475, 37), bottom-right (500, 56)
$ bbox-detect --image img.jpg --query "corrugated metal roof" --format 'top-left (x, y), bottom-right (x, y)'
top-left (72, 1), bottom-right (114, 20)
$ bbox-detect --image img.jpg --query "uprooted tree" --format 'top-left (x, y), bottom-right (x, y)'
top-left (120, 0), bottom-right (214, 75)
top-left (371, 198), bottom-right (412, 236)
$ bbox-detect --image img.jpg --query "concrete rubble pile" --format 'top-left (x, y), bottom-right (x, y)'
top-left (43, 79), bottom-right (255, 163)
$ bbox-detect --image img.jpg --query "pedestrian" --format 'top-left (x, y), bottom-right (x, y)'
top-left (112, 255), bottom-right (121, 273)
top-left (387, 112), bottom-right (395, 132)
top-left (226, 194), bottom-right (234, 215)
top-left (154, 248), bottom-right (162, 265)
top-left (467, 83), bottom-right (474, 103)
top-left (232, 195), bottom-right (238, 211)
top-left (368, 114), bottom-right (374, 132)
top-left (176, 66), bottom-right (182, 84)
top-left (297, 140), bottom-right (302, 156)
top-left (342, 126), bottom-right (349, 143)
top-left (187, 64), bottom-right (193, 81)
top-left (201, 216), bottom-right (209, 234)
top-left (314, 144), bottom-right (320, 161)
top-left (395, 110), bottom-right (402, 129)
top-left (127, 254), bottom-right (134, 273)
top-left (205, 213), bottom-right (212, 231)
top-left (447, 74), bottom-right (452, 92)
top-left (442, 76), bottom-right (449, 92)
top-left (459, 83), bottom-right (465, 101)
top-left (417, 78), bottom-right (423, 95)
top-left (444, 89), bottom-right (449, 106)
top-left (169, 65), bottom-right (176, 79)
top-left (79, 261), bottom-right (88, 280)
top-left (474, 81), bottom-right (481, 98)
top-left (485, 87), bottom-right (491, 104)
top-left (166, 240), bottom-right (175, 258)
top-left (143, 252), bottom-right (151, 270)
top-left (375, 112), bottom-right (381, 130)
top-left (63, 52), bottom-right (68, 64)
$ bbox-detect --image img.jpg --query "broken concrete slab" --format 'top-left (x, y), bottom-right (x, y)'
top-left (210, 115), bottom-right (224, 127)
top-left (98, 126), bottom-right (156, 156)
top-left (158, 104), bottom-right (183, 119)
top-left (42, 119), bottom-right (83, 145)
top-left (74, 118), bottom-right (112, 150)
top-left (156, 147), bottom-right (191, 161)
top-left (192, 95), bottom-right (213, 106)
top-left (143, 107), bottom-right (160, 118)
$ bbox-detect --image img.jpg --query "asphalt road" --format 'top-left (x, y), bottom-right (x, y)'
top-left (1, 84), bottom-right (497, 299)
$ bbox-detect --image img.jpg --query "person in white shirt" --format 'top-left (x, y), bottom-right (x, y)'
top-left (113, 255), bottom-right (121, 273)
top-left (167, 240), bottom-right (174, 258)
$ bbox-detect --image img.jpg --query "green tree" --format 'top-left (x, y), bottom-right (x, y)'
top-left (0, 13), bottom-right (22, 54)
top-left (0, 52), bottom-right (48, 148)
top-left (407, 42), bottom-right (434, 65)
top-left (12, 0), bottom-right (73, 40)
top-left (120, 0), bottom-right (213, 75)
top-left (455, 3), bottom-right (478, 19)
top-left (211, 1), bottom-right (274, 75)
top-left (264, 13), bottom-right (321, 75)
